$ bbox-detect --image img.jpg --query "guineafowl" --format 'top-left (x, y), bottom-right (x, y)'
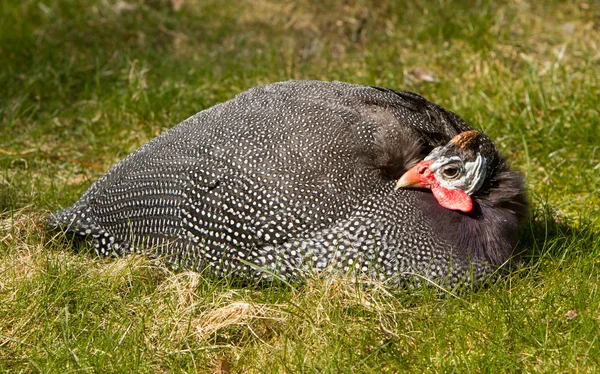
top-left (49, 80), bottom-right (528, 287)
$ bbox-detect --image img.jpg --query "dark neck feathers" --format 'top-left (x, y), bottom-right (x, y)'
top-left (423, 168), bottom-right (528, 265)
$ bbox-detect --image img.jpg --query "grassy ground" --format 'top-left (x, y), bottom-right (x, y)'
top-left (1, 0), bottom-right (599, 372)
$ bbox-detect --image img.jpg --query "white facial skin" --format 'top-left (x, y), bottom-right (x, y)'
top-left (425, 150), bottom-right (487, 196)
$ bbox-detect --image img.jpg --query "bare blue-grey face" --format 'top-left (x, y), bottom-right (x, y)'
top-left (425, 144), bottom-right (488, 195)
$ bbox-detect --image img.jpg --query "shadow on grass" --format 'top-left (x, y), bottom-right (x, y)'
top-left (516, 203), bottom-right (598, 268)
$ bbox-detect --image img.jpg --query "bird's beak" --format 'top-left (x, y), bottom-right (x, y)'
top-left (395, 159), bottom-right (474, 212)
top-left (395, 160), bottom-right (431, 190)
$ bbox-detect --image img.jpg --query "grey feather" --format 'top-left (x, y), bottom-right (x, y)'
top-left (49, 80), bottom-right (527, 287)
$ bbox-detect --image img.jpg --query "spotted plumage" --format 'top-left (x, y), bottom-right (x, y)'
top-left (49, 80), bottom-right (527, 287)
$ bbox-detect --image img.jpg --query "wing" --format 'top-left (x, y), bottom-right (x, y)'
top-left (49, 80), bottom-right (477, 275)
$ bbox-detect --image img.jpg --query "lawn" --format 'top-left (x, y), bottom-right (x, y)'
top-left (1, 0), bottom-right (599, 372)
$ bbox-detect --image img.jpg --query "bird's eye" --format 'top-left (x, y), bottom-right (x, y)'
top-left (441, 165), bottom-right (461, 179)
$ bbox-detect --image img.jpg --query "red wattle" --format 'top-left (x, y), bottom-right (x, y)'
top-left (431, 186), bottom-right (473, 212)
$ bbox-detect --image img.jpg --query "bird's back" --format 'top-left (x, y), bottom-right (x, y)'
top-left (51, 80), bottom-right (497, 286)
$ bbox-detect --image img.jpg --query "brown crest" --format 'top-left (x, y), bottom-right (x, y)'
top-left (450, 130), bottom-right (482, 150)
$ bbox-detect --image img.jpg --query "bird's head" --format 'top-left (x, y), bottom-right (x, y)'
top-left (395, 130), bottom-right (498, 213)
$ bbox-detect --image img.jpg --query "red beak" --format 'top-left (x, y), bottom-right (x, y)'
top-left (395, 160), bottom-right (473, 213)
top-left (395, 160), bottom-right (432, 190)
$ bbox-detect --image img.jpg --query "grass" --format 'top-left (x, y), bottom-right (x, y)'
top-left (1, 0), bottom-right (599, 372)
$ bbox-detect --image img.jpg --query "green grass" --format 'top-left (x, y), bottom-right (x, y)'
top-left (1, 0), bottom-right (599, 372)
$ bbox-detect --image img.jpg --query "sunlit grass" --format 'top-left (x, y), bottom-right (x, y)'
top-left (1, 0), bottom-right (599, 372)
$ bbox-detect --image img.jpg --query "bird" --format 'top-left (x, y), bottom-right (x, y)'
top-left (49, 80), bottom-right (528, 287)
